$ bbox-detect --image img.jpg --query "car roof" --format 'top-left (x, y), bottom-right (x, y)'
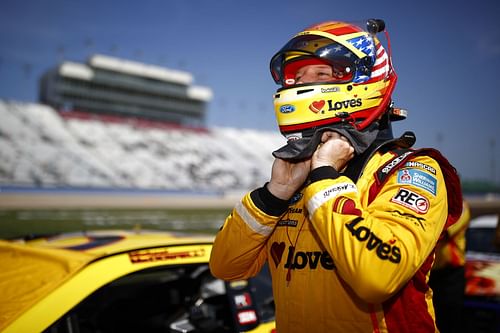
top-left (0, 230), bottom-right (214, 331)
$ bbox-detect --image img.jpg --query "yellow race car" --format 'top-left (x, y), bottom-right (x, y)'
top-left (0, 230), bottom-right (276, 333)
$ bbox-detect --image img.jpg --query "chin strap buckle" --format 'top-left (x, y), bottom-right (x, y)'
top-left (335, 112), bottom-right (357, 128)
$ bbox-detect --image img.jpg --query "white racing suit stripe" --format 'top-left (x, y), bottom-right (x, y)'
top-left (235, 200), bottom-right (274, 236)
top-left (306, 182), bottom-right (357, 217)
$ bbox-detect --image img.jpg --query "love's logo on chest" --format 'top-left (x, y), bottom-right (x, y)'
top-left (270, 242), bottom-right (335, 270)
top-left (270, 242), bottom-right (286, 267)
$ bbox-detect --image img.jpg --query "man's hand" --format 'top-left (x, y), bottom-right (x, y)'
top-left (312, 131), bottom-right (354, 171)
top-left (267, 131), bottom-right (353, 200)
top-left (267, 158), bottom-right (311, 200)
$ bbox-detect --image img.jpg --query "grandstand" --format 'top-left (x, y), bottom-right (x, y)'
top-left (0, 54), bottom-right (286, 199)
top-left (39, 54), bottom-right (212, 127)
top-left (0, 99), bottom-right (285, 194)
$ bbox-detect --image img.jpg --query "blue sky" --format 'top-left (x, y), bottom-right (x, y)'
top-left (1, 0), bottom-right (499, 182)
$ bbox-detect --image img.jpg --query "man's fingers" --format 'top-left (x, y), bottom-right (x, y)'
top-left (321, 132), bottom-right (353, 150)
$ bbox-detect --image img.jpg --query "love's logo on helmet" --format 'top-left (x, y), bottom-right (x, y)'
top-left (308, 98), bottom-right (363, 115)
top-left (327, 98), bottom-right (362, 111)
top-left (309, 100), bottom-right (325, 113)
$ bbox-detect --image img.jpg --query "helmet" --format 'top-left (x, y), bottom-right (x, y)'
top-left (270, 19), bottom-right (397, 139)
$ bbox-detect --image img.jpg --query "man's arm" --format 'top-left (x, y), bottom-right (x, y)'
top-left (209, 186), bottom-right (288, 280)
top-left (304, 154), bottom-right (448, 303)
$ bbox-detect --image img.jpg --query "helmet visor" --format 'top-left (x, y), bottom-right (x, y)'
top-left (270, 34), bottom-right (374, 86)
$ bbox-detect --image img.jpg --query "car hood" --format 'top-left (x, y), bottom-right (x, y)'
top-left (0, 230), bottom-right (214, 331)
top-left (0, 240), bottom-right (97, 330)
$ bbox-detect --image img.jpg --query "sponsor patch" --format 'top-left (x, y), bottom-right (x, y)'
top-left (323, 183), bottom-right (357, 199)
top-left (381, 151), bottom-right (413, 175)
top-left (397, 169), bottom-right (437, 195)
top-left (391, 188), bottom-right (430, 214)
top-left (289, 192), bottom-right (303, 205)
top-left (345, 217), bottom-right (401, 263)
top-left (270, 242), bottom-right (336, 270)
top-left (277, 219), bottom-right (298, 227)
top-left (404, 161), bottom-right (436, 175)
top-left (389, 210), bottom-right (426, 231)
top-left (333, 196), bottom-right (361, 216)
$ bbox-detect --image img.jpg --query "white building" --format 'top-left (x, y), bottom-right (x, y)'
top-left (39, 54), bottom-right (212, 127)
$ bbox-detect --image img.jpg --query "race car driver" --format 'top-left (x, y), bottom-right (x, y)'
top-left (209, 19), bottom-right (463, 332)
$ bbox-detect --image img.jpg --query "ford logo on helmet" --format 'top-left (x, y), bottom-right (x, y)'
top-left (280, 104), bottom-right (296, 113)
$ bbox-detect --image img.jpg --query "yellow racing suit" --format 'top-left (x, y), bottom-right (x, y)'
top-left (210, 134), bottom-right (463, 332)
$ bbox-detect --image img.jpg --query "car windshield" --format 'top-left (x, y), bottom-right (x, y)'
top-left (43, 263), bottom-right (275, 333)
top-left (466, 228), bottom-right (500, 254)
top-left (466, 215), bottom-right (500, 255)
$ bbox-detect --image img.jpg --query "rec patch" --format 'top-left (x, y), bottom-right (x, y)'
top-left (397, 168), bottom-right (437, 195)
top-left (391, 188), bottom-right (430, 214)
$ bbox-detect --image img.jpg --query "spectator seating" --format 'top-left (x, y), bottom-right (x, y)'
top-left (0, 100), bottom-right (285, 192)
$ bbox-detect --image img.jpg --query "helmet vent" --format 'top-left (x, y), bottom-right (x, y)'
top-left (297, 88), bottom-right (315, 95)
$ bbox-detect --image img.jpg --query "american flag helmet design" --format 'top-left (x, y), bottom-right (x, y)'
top-left (345, 35), bottom-right (389, 84)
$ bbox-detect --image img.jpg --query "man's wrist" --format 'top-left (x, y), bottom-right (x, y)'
top-left (266, 181), bottom-right (294, 201)
top-left (309, 166), bottom-right (340, 183)
top-left (251, 184), bottom-right (289, 216)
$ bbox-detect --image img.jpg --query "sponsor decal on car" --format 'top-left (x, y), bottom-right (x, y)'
top-left (228, 280), bottom-right (249, 289)
top-left (234, 292), bottom-right (253, 308)
top-left (237, 310), bottom-right (258, 325)
top-left (129, 247), bottom-right (206, 263)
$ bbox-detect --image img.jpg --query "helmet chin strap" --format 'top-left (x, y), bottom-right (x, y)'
top-left (353, 71), bottom-right (398, 131)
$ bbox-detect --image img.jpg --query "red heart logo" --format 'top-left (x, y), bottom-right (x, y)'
top-left (338, 198), bottom-right (362, 216)
top-left (270, 242), bottom-right (286, 267)
top-left (309, 100), bottom-right (325, 113)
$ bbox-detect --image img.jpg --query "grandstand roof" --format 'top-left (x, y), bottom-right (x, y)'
top-left (89, 54), bottom-right (192, 85)
top-left (55, 54), bottom-right (213, 102)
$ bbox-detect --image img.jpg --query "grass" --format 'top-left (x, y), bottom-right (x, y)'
top-left (0, 208), bottom-right (231, 239)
